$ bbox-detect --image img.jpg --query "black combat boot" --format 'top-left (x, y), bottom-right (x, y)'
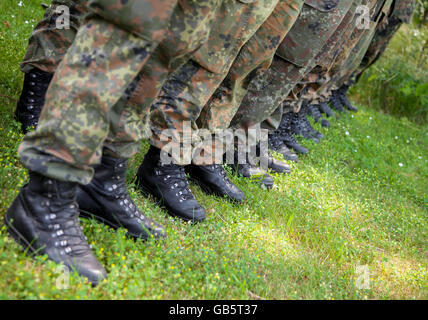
top-left (15, 68), bottom-right (53, 133)
top-left (4, 172), bottom-right (107, 285)
top-left (268, 134), bottom-right (299, 162)
top-left (290, 107), bottom-right (323, 142)
top-left (330, 90), bottom-right (345, 112)
top-left (136, 146), bottom-right (206, 223)
top-left (319, 102), bottom-right (335, 118)
top-left (300, 106), bottom-right (324, 140)
top-left (256, 142), bottom-right (291, 174)
top-left (337, 84), bottom-right (358, 112)
top-left (228, 150), bottom-right (274, 190)
top-left (267, 156), bottom-right (291, 175)
top-left (277, 112), bottom-right (309, 155)
top-left (77, 155), bottom-right (166, 240)
top-left (307, 104), bottom-right (330, 128)
top-left (186, 164), bottom-right (245, 203)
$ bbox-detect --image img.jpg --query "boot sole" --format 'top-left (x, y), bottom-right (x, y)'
top-left (187, 176), bottom-right (244, 204)
top-left (78, 209), bottom-right (151, 241)
top-left (136, 178), bottom-right (206, 223)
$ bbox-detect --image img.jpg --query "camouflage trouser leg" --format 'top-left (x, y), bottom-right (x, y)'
top-left (197, 0), bottom-right (304, 132)
top-left (293, 0), bottom-right (361, 105)
top-left (18, 1), bottom-right (177, 185)
top-left (21, 0), bottom-right (86, 73)
top-left (326, 0), bottom-right (393, 93)
top-left (149, 0), bottom-right (279, 164)
top-left (353, 15), bottom-right (402, 82)
top-left (230, 0), bottom-right (355, 132)
top-left (103, 0), bottom-right (223, 158)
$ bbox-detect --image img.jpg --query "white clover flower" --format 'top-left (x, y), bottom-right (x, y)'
top-left (18, 1), bottom-right (23, 7)
top-left (345, 131), bottom-right (350, 136)
top-left (399, 163), bottom-right (404, 167)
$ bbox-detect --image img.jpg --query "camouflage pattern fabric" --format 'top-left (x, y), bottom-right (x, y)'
top-left (149, 0), bottom-right (280, 164)
top-left (303, 0), bottom-right (392, 104)
top-left (391, 0), bottom-right (416, 23)
top-left (352, 0), bottom-right (416, 82)
top-left (21, 0), bottom-right (87, 73)
top-left (19, 1), bottom-right (179, 184)
top-left (103, 0), bottom-right (224, 159)
top-left (321, 0), bottom-right (394, 98)
top-left (229, 0), bottom-right (357, 132)
top-left (120, 0), bottom-right (223, 132)
top-left (197, 0), bottom-right (305, 132)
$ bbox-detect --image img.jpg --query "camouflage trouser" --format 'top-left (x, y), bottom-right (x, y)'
top-left (353, 14), bottom-right (403, 82)
top-left (229, 0), bottom-right (357, 132)
top-left (321, 0), bottom-right (393, 98)
top-left (19, 0), bottom-right (224, 171)
top-left (149, 0), bottom-right (280, 164)
top-left (197, 0), bottom-right (304, 132)
top-left (21, 0), bottom-right (87, 73)
top-left (19, 0), bottom-right (180, 185)
top-left (306, 0), bottom-right (412, 104)
top-left (117, 0), bottom-right (223, 127)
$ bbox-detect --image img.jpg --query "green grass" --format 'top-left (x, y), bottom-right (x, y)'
top-left (0, 0), bottom-right (427, 300)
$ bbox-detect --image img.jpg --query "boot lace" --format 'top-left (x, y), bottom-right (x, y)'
top-left (41, 197), bottom-right (92, 257)
top-left (156, 163), bottom-right (195, 202)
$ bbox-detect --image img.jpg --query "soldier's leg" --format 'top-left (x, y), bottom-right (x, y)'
top-left (121, 0), bottom-right (223, 120)
top-left (16, 0), bottom-right (86, 132)
top-left (197, 0), bottom-right (304, 176)
top-left (7, 1), bottom-right (178, 283)
top-left (136, 0), bottom-right (280, 203)
top-left (232, 0), bottom-right (358, 158)
top-left (197, 0), bottom-right (304, 132)
top-left (230, 0), bottom-right (356, 134)
top-left (148, 0), bottom-right (279, 162)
